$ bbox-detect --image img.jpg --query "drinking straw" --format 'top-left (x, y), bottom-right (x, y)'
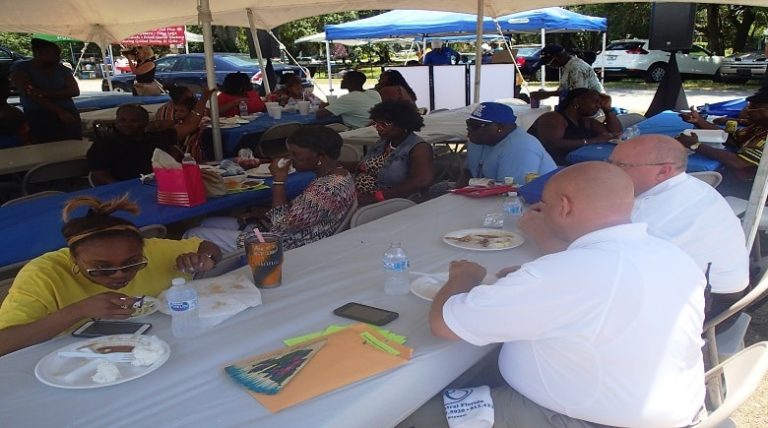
top-left (254, 228), bottom-right (266, 243)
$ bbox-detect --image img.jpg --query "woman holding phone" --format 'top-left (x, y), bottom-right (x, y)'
top-left (0, 195), bottom-right (222, 356)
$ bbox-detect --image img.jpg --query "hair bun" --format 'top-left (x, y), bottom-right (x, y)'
top-left (62, 194), bottom-right (140, 222)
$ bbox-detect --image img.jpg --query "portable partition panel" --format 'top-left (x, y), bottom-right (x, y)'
top-left (385, 64), bottom-right (517, 112)
top-left (469, 63), bottom-right (517, 105)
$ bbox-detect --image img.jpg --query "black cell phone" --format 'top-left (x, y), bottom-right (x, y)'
top-left (72, 321), bottom-right (152, 338)
top-left (333, 302), bottom-right (399, 326)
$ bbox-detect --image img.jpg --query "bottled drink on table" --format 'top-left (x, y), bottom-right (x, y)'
top-left (167, 277), bottom-right (201, 338)
top-left (239, 100), bottom-right (248, 117)
top-left (182, 152), bottom-right (197, 166)
top-left (502, 192), bottom-right (524, 232)
top-left (383, 242), bottom-right (410, 295)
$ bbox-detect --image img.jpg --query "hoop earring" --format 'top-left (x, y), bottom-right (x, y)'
top-left (72, 264), bottom-right (81, 275)
top-left (317, 160), bottom-right (322, 166)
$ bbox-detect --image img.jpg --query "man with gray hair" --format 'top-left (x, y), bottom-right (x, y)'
top-left (609, 134), bottom-right (749, 320)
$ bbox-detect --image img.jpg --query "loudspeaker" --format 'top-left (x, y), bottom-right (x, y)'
top-left (245, 30), bottom-right (280, 59)
top-left (648, 3), bottom-right (696, 51)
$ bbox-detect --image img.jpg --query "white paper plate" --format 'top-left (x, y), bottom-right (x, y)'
top-left (245, 164), bottom-right (296, 178)
top-left (129, 296), bottom-right (160, 319)
top-left (206, 123), bottom-right (240, 129)
top-left (411, 273), bottom-right (497, 301)
top-left (682, 129), bottom-right (728, 145)
top-left (442, 228), bottom-right (525, 251)
top-left (34, 335), bottom-right (170, 389)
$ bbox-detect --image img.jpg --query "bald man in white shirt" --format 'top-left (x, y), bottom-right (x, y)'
top-left (610, 135), bottom-right (749, 321)
top-left (401, 162), bottom-right (706, 428)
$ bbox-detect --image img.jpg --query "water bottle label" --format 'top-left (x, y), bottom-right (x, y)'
top-left (503, 203), bottom-right (523, 216)
top-left (169, 299), bottom-right (197, 312)
top-left (383, 260), bottom-right (409, 272)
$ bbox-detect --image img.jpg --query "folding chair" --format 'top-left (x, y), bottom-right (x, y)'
top-left (338, 144), bottom-right (362, 163)
top-left (257, 122), bottom-right (302, 159)
top-left (0, 277), bottom-right (13, 305)
top-left (0, 259), bottom-right (28, 281)
top-left (1, 191), bottom-right (65, 207)
top-left (616, 113), bottom-right (646, 128)
top-left (21, 158), bottom-right (90, 195)
top-left (139, 224), bottom-right (168, 239)
top-left (334, 198), bottom-right (359, 235)
top-left (695, 342), bottom-right (768, 428)
top-left (350, 198), bottom-right (416, 228)
top-left (690, 171), bottom-right (723, 189)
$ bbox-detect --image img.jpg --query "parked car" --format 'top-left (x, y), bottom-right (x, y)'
top-left (592, 39), bottom-right (722, 83)
top-left (718, 51), bottom-right (767, 83)
top-left (102, 53), bottom-right (309, 94)
top-left (0, 46), bottom-right (29, 93)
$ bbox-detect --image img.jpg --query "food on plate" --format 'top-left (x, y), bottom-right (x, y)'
top-left (131, 336), bottom-right (166, 367)
top-left (445, 233), bottom-right (517, 248)
top-left (92, 361), bottom-right (121, 384)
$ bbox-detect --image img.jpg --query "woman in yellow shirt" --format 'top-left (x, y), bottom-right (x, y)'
top-left (0, 195), bottom-right (222, 356)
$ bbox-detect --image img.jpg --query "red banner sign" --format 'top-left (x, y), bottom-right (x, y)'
top-left (122, 26), bottom-right (186, 46)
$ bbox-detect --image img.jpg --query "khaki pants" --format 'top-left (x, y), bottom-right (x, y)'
top-left (396, 349), bottom-right (608, 428)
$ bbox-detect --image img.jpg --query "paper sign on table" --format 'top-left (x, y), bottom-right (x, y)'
top-left (226, 323), bottom-right (413, 412)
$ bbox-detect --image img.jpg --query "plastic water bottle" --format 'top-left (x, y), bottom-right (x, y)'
top-left (238, 100), bottom-right (248, 117)
top-left (502, 192), bottom-right (524, 231)
top-left (166, 277), bottom-right (201, 338)
top-left (182, 152), bottom-right (196, 166)
top-left (383, 243), bottom-right (410, 295)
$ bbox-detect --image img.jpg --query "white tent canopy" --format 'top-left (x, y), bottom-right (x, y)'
top-left (1, 1), bottom-right (763, 46)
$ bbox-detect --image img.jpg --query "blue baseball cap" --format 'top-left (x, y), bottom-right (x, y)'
top-left (469, 102), bottom-right (517, 124)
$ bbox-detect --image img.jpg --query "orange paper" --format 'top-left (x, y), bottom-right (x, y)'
top-left (226, 323), bottom-right (413, 412)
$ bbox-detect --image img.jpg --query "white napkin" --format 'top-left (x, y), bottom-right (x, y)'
top-left (443, 386), bottom-right (494, 428)
top-left (151, 148), bottom-right (181, 169)
top-left (160, 272), bottom-right (262, 328)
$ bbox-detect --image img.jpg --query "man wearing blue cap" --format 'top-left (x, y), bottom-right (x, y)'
top-left (463, 102), bottom-right (556, 185)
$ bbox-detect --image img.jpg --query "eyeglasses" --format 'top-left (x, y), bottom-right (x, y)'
top-left (85, 258), bottom-right (149, 277)
top-left (606, 159), bottom-right (678, 168)
top-left (466, 119), bottom-right (492, 130)
top-left (372, 121), bottom-right (393, 130)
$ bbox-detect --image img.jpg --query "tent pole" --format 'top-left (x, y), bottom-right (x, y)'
top-left (742, 147), bottom-right (768, 254)
top-left (405, 39), bottom-right (415, 66)
top-left (325, 41), bottom-right (334, 94)
top-left (495, 20), bottom-right (530, 97)
top-left (106, 44), bottom-right (114, 91)
top-left (185, 25), bottom-right (190, 54)
top-left (601, 32), bottom-right (606, 86)
top-left (473, 0), bottom-right (484, 104)
top-left (199, 0), bottom-right (222, 161)
top-left (267, 30), bottom-right (314, 91)
top-left (540, 28), bottom-right (546, 90)
top-left (246, 8), bottom-right (271, 96)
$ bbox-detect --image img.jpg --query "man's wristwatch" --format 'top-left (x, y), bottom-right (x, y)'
top-left (689, 142), bottom-right (702, 151)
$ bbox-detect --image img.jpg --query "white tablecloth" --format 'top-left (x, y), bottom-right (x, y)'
top-left (0, 194), bottom-right (540, 428)
top-left (341, 103), bottom-right (551, 147)
top-left (80, 103), bottom-right (165, 129)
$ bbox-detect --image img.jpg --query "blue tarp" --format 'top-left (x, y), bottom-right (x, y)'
top-left (325, 8), bottom-right (606, 40)
top-left (325, 11), bottom-right (496, 40)
top-left (499, 7), bottom-right (606, 33)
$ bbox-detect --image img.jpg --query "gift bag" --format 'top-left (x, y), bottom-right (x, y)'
top-left (154, 163), bottom-right (207, 207)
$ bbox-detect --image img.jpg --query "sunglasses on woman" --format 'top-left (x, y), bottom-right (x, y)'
top-left (85, 258), bottom-right (149, 277)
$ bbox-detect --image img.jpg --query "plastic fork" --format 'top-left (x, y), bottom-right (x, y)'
top-left (57, 351), bottom-right (135, 363)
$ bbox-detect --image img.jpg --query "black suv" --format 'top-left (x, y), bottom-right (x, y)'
top-left (102, 53), bottom-right (309, 94)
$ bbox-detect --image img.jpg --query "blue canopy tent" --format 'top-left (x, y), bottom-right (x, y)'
top-left (325, 10), bottom-right (498, 40)
top-left (325, 8), bottom-right (608, 89)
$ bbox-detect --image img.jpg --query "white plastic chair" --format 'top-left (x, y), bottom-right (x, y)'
top-left (334, 198), bottom-right (358, 234)
top-left (690, 171), bottom-right (723, 189)
top-left (617, 113), bottom-right (646, 128)
top-left (139, 224), bottom-right (168, 239)
top-left (338, 144), bottom-right (362, 163)
top-left (695, 342), bottom-right (768, 428)
top-left (350, 198), bottom-right (416, 228)
top-left (194, 249), bottom-right (246, 280)
top-left (1, 191), bottom-right (65, 207)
